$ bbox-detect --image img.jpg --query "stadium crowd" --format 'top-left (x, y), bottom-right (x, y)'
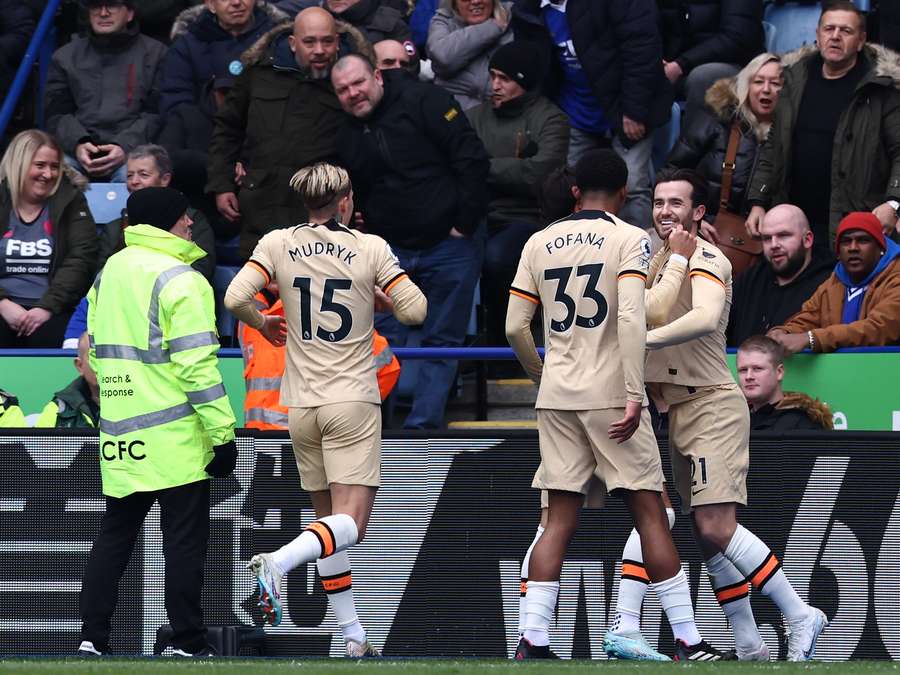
top-left (1, 0), bottom-right (899, 430)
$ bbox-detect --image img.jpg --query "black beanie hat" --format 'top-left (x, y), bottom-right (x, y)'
top-left (489, 42), bottom-right (540, 91)
top-left (127, 187), bottom-right (190, 232)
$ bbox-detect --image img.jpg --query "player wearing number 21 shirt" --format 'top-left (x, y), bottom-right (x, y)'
top-left (225, 163), bottom-right (426, 656)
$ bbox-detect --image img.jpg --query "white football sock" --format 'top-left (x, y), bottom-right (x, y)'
top-left (724, 524), bottom-right (807, 623)
top-left (272, 513), bottom-right (358, 574)
top-left (612, 508), bottom-right (675, 635)
top-left (707, 552), bottom-right (762, 653)
top-left (653, 569), bottom-right (702, 646)
top-left (522, 580), bottom-right (558, 647)
top-left (317, 550), bottom-right (366, 645)
top-left (518, 525), bottom-right (544, 635)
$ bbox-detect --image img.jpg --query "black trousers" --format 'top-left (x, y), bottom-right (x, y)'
top-left (80, 479), bottom-right (210, 653)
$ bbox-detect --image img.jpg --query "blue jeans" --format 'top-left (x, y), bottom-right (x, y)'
top-left (483, 220), bottom-right (541, 344)
top-left (376, 228), bottom-right (485, 429)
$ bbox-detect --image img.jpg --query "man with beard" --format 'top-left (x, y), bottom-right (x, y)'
top-left (770, 211), bottom-right (900, 352)
top-left (727, 204), bottom-right (832, 347)
top-left (206, 7), bottom-right (373, 259)
top-left (638, 168), bottom-right (827, 661)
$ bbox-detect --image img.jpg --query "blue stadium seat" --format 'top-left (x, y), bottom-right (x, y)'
top-left (764, 2), bottom-right (821, 53)
top-left (652, 102), bottom-right (682, 175)
top-left (84, 182), bottom-right (127, 224)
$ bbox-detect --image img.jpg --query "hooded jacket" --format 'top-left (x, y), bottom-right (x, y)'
top-left (0, 166), bottom-right (97, 315)
top-left (159, 2), bottom-right (288, 115)
top-left (336, 68), bottom-right (490, 249)
top-left (776, 240), bottom-right (900, 350)
top-left (205, 19), bottom-right (373, 259)
top-left (666, 76), bottom-right (771, 217)
top-left (45, 24), bottom-right (167, 155)
top-left (750, 391), bottom-right (833, 431)
top-left (466, 90), bottom-right (569, 230)
top-left (658, 0), bottom-right (763, 75)
top-left (427, 0), bottom-right (513, 110)
top-left (510, 0), bottom-right (673, 137)
top-left (727, 254), bottom-right (833, 347)
top-left (747, 44), bottom-right (900, 243)
top-left (35, 376), bottom-right (100, 429)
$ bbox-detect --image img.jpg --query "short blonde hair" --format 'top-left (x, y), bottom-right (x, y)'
top-left (289, 162), bottom-right (351, 213)
top-left (0, 130), bottom-right (63, 214)
top-left (734, 53), bottom-right (783, 140)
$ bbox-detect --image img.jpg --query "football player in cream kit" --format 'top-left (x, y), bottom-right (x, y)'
top-left (225, 163), bottom-right (426, 657)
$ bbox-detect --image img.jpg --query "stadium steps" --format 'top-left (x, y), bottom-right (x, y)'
top-left (446, 377), bottom-right (537, 428)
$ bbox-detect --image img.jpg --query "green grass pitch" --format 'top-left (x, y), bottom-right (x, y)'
top-left (0, 660), bottom-right (898, 674)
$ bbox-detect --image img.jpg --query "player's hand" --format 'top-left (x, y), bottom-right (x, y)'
top-left (216, 192), bottom-right (241, 221)
top-left (609, 400), bottom-right (642, 444)
top-left (745, 205), bottom-right (766, 238)
top-left (668, 227), bottom-right (697, 258)
top-left (374, 287), bottom-right (394, 313)
top-left (260, 314), bottom-right (287, 347)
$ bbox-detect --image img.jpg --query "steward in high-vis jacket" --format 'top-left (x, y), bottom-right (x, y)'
top-left (78, 187), bottom-right (236, 659)
top-left (0, 390), bottom-right (25, 428)
top-left (36, 332), bottom-right (100, 429)
top-left (240, 289), bottom-right (401, 430)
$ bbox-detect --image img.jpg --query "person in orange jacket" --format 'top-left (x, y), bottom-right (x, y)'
top-left (240, 284), bottom-right (400, 430)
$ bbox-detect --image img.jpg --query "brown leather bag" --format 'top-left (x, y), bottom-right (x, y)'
top-left (713, 121), bottom-right (762, 277)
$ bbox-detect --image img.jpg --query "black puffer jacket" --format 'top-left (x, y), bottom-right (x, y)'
top-left (336, 69), bottom-right (490, 249)
top-left (512, 0), bottom-right (673, 136)
top-left (666, 76), bottom-right (770, 216)
top-left (658, 0), bottom-right (763, 73)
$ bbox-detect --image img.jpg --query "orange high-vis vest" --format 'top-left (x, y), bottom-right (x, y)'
top-left (240, 292), bottom-right (400, 430)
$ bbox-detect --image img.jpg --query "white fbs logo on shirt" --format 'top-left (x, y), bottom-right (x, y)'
top-left (4, 237), bottom-right (52, 274)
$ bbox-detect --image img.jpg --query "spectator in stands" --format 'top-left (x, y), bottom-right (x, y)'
top-left (666, 53), bottom-right (782, 225)
top-left (0, 389), bottom-right (25, 427)
top-left (0, 130), bottom-right (96, 348)
top-left (466, 42), bottom-right (568, 347)
top-left (737, 335), bottom-right (833, 431)
top-left (511, 0), bottom-right (672, 230)
top-left (160, 0), bottom-right (287, 116)
top-left (135, 0), bottom-right (199, 44)
top-left (44, 0), bottom-right (167, 183)
top-left (746, 1), bottom-right (900, 256)
top-left (206, 7), bottom-right (373, 260)
top-left (373, 38), bottom-right (418, 74)
top-left (98, 145), bottom-right (216, 280)
top-left (0, 1), bottom-right (36, 97)
top-left (427, 0), bottom-right (512, 110)
top-left (332, 54), bottom-right (489, 428)
top-left (35, 332), bottom-right (100, 428)
top-left (279, 0), bottom-right (411, 43)
top-left (158, 69), bottom-right (234, 240)
top-left (770, 212), bottom-right (900, 352)
top-left (536, 164), bottom-right (575, 223)
top-left (728, 204), bottom-right (833, 347)
top-left (657, 0), bottom-right (764, 122)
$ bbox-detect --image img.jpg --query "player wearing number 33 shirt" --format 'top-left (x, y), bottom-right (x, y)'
top-left (225, 163), bottom-right (426, 656)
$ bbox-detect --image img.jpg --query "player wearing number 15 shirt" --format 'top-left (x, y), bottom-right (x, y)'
top-left (225, 163), bottom-right (426, 656)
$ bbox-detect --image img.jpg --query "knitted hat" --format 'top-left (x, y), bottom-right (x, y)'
top-left (834, 211), bottom-right (886, 253)
top-left (489, 42), bottom-right (540, 91)
top-left (127, 187), bottom-right (190, 232)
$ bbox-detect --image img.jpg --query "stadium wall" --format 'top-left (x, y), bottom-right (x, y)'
top-left (2, 350), bottom-right (899, 430)
top-left (0, 430), bottom-right (897, 660)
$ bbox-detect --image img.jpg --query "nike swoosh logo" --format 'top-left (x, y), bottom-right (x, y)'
top-left (691, 487), bottom-right (707, 496)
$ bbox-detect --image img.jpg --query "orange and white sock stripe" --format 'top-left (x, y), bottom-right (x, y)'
top-left (305, 520), bottom-right (337, 558)
top-left (320, 570), bottom-right (353, 595)
top-left (621, 559), bottom-right (651, 585)
top-left (749, 552), bottom-right (781, 591)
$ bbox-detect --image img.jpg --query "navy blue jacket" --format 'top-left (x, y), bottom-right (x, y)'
top-left (658, 0), bottom-right (764, 73)
top-left (511, 0), bottom-right (673, 138)
top-left (159, 3), bottom-right (287, 115)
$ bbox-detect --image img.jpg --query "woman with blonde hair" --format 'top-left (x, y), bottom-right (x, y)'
top-left (666, 53), bottom-right (783, 222)
top-left (0, 129), bottom-right (96, 347)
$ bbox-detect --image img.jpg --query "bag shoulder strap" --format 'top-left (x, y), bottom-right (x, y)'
top-left (719, 120), bottom-right (742, 208)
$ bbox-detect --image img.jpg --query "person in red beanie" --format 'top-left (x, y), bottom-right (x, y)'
top-left (768, 211), bottom-right (900, 352)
